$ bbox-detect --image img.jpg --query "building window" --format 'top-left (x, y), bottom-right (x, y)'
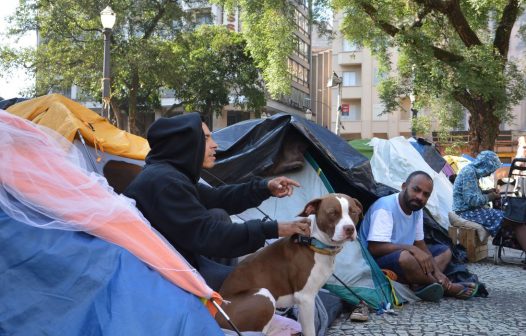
top-left (294, 9), bottom-right (309, 36)
top-left (292, 0), bottom-right (308, 10)
top-left (341, 100), bottom-right (361, 121)
top-left (194, 9), bottom-right (212, 26)
top-left (343, 39), bottom-right (359, 52)
top-left (342, 71), bottom-right (357, 86)
top-left (288, 58), bottom-right (309, 87)
top-left (373, 103), bottom-right (388, 121)
top-left (293, 37), bottom-right (309, 62)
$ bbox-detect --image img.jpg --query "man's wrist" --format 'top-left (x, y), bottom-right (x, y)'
top-left (264, 219), bottom-right (279, 238)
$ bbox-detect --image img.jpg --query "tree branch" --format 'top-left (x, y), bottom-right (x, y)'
top-left (430, 45), bottom-right (464, 62)
top-left (412, 7), bottom-right (432, 28)
top-left (358, 2), bottom-right (463, 64)
top-left (62, 12), bottom-right (102, 35)
top-left (414, 0), bottom-right (482, 47)
top-left (359, 2), bottom-right (399, 36)
top-left (143, 0), bottom-right (177, 40)
top-left (494, 0), bottom-right (521, 58)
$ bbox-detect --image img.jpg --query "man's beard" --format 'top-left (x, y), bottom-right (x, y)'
top-left (402, 191), bottom-right (424, 211)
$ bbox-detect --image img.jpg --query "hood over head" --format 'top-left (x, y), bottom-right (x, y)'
top-left (145, 113), bottom-right (204, 184)
top-left (471, 150), bottom-right (501, 178)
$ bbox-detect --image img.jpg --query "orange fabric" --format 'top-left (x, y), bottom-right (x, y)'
top-left (7, 94), bottom-right (149, 160)
top-left (0, 112), bottom-right (221, 315)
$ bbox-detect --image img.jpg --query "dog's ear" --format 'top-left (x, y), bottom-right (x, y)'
top-left (298, 198), bottom-right (322, 216)
top-left (352, 198), bottom-right (364, 220)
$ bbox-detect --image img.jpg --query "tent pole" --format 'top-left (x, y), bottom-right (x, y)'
top-left (210, 299), bottom-right (243, 336)
top-left (76, 130), bottom-right (99, 173)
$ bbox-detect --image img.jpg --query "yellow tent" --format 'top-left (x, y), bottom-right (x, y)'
top-left (443, 155), bottom-right (471, 174)
top-left (7, 94), bottom-right (149, 160)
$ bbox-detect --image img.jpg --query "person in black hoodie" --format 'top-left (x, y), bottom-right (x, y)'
top-left (124, 113), bottom-right (311, 289)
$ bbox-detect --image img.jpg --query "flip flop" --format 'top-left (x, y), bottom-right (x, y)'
top-left (452, 283), bottom-right (479, 300)
top-left (414, 283), bottom-right (444, 302)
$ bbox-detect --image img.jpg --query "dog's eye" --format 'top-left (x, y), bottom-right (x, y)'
top-left (327, 208), bottom-right (337, 217)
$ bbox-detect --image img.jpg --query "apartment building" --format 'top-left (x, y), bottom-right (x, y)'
top-left (327, 12), bottom-right (526, 141)
top-left (328, 13), bottom-right (412, 140)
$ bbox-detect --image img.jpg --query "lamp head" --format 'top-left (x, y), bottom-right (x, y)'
top-left (305, 108), bottom-right (312, 121)
top-left (100, 6), bottom-right (116, 29)
top-left (327, 72), bottom-right (342, 88)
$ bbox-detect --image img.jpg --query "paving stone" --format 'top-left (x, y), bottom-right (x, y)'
top-left (326, 261), bottom-right (526, 336)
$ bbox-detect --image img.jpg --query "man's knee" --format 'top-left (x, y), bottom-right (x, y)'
top-left (438, 246), bottom-right (452, 259)
top-left (398, 250), bottom-right (418, 270)
top-left (433, 244), bottom-right (452, 262)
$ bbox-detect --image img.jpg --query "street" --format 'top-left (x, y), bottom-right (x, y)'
top-left (328, 244), bottom-right (526, 336)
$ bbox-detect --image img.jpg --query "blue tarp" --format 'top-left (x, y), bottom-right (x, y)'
top-left (0, 209), bottom-right (223, 336)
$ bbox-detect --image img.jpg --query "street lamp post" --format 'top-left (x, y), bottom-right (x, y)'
top-left (410, 92), bottom-right (418, 138)
top-left (100, 6), bottom-right (116, 119)
top-left (327, 71), bottom-right (343, 136)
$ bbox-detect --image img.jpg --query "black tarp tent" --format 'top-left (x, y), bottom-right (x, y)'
top-left (204, 113), bottom-right (393, 211)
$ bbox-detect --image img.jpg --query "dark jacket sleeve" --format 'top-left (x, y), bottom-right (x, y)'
top-left (154, 180), bottom-right (278, 258)
top-left (196, 177), bottom-right (272, 214)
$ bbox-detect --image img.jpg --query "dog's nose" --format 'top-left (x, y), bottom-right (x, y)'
top-left (343, 225), bottom-right (355, 237)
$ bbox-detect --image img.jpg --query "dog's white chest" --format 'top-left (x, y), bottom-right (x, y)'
top-left (275, 253), bottom-right (335, 308)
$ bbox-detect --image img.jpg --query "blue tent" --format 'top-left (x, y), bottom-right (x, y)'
top-left (0, 209), bottom-right (223, 335)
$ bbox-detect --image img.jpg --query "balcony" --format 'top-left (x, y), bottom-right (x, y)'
top-left (338, 51), bottom-right (363, 65)
top-left (341, 86), bottom-right (362, 99)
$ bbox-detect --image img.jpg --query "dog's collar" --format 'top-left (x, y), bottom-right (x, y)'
top-left (292, 234), bottom-right (343, 256)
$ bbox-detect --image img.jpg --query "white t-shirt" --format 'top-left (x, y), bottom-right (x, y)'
top-left (359, 193), bottom-right (424, 246)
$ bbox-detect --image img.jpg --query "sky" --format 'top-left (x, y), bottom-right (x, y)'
top-left (0, 1), bottom-right (37, 100)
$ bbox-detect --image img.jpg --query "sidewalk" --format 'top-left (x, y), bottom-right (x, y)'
top-left (327, 244), bottom-right (526, 336)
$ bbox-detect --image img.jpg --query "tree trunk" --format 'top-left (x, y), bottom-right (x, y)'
top-left (111, 101), bottom-right (126, 130)
top-left (128, 65), bottom-right (139, 134)
top-left (467, 102), bottom-right (500, 155)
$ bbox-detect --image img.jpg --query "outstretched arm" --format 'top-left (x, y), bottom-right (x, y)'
top-left (197, 176), bottom-right (300, 214)
top-left (197, 177), bottom-right (271, 214)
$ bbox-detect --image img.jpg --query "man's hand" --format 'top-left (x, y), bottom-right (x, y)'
top-left (409, 246), bottom-right (434, 276)
top-left (277, 217), bottom-right (311, 237)
top-left (486, 191), bottom-right (500, 202)
top-left (268, 176), bottom-right (300, 198)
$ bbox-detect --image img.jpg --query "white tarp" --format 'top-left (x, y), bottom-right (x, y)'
top-left (369, 137), bottom-right (452, 229)
top-left (233, 158), bottom-right (330, 223)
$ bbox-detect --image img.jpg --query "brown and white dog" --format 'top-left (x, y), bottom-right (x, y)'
top-left (216, 193), bottom-right (363, 336)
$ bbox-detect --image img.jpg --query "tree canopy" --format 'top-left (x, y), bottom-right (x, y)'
top-left (161, 25), bottom-right (266, 119)
top-left (215, 0), bottom-right (526, 153)
top-left (1, 0), bottom-right (264, 135)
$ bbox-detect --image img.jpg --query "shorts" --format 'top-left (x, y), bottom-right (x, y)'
top-left (375, 244), bottom-right (449, 278)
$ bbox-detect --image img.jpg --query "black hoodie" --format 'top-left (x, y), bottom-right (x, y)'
top-left (124, 113), bottom-right (278, 267)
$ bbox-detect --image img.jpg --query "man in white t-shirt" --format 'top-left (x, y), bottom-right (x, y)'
top-left (359, 171), bottom-right (477, 301)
